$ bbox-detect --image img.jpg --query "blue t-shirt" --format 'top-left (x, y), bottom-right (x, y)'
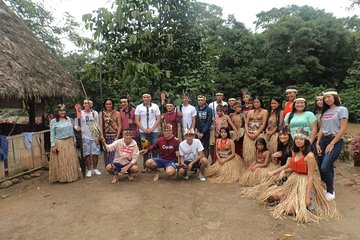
top-left (284, 111), bottom-right (317, 138)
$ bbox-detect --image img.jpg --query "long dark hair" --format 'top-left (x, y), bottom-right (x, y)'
top-left (255, 137), bottom-right (268, 151)
top-left (287, 97), bottom-right (308, 124)
top-left (267, 96), bottom-right (283, 128)
top-left (293, 137), bottom-right (312, 156)
top-left (277, 132), bottom-right (293, 151)
top-left (103, 98), bottom-right (115, 110)
top-left (253, 96), bottom-right (265, 109)
top-left (313, 95), bottom-right (323, 115)
top-left (321, 88), bottom-right (341, 117)
top-left (219, 127), bottom-right (230, 139)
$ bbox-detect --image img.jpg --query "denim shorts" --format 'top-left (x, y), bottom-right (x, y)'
top-left (154, 157), bottom-right (177, 169)
top-left (113, 162), bottom-right (131, 174)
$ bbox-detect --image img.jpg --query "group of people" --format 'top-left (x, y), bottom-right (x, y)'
top-left (48, 86), bottom-right (348, 223)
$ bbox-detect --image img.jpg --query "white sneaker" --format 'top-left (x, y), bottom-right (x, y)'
top-left (325, 192), bottom-right (335, 201)
top-left (93, 169), bottom-right (101, 175)
top-left (183, 174), bottom-right (189, 180)
top-left (86, 170), bottom-right (92, 178)
top-left (198, 173), bottom-right (206, 182)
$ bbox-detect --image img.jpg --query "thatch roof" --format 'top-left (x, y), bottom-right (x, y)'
top-left (0, 0), bottom-right (80, 99)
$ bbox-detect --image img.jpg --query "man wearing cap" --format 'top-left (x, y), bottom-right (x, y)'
top-left (101, 129), bottom-right (140, 183)
top-left (143, 124), bottom-right (180, 181)
top-left (178, 93), bottom-right (197, 140)
top-left (284, 85), bottom-right (298, 117)
top-left (178, 128), bottom-right (208, 181)
top-left (75, 99), bottom-right (101, 178)
top-left (135, 93), bottom-right (161, 172)
top-left (195, 95), bottom-right (213, 158)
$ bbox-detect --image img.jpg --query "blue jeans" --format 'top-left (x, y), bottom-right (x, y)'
top-left (317, 137), bottom-right (343, 194)
top-left (140, 132), bottom-right (159, 161)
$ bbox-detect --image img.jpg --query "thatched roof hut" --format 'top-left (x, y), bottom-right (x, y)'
top-left (0, 0), bottom-right (80, 99)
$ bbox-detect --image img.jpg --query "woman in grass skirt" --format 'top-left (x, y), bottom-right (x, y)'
top-left (243, 96), bottom-right (268, 167)
top-left (205, 127), bottom-right (245, 183)
top-left (49, 104), bottom-right (80, 183)
top-left (257, 128), bottom-right (339, 223)
top-left (265, 96), bottom-right (283, 154)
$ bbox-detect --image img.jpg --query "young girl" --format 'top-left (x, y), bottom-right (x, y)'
top-left (316, 89), bottom-right (348, 201)
top-left (239, 138), bottom-right (276, 186)
top-left (205, 127), bottom-right (244, 183)
top-left (257, 128), bottom-right (339, 223)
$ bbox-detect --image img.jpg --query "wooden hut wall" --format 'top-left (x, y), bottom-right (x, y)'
top-left (0, 130), bottom-right (48, 179)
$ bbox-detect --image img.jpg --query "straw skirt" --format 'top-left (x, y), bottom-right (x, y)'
top-left (256, 173), bottom-right (339, 223)
top-left (267, 133), bottom-right (278, 154)
top-left (239, 163), bottom-right (278, 187)
top-left (205, 154), bottom-right (245, 183)
top-left (49, 138), bottom-right (80, 183)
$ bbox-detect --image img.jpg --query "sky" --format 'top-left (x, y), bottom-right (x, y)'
top-left (44, 0), bottom-right (359, 50)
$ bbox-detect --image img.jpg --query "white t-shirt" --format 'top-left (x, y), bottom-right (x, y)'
top-left (135, 103), bottom-right (161, 133)
top-left (77, 110), bottom-right (99, 140)
top-left (180, 104), bottom-right (197, 130)
top-left (209, 101), bottom-right (228, 118)
top-left (179, 139), bottom-right (204, 162)
top-left (321, 106), bottom-right (348, 135)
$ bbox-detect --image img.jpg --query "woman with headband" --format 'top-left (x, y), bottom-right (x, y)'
top-left (284, 97), bottom-right (317, 144)
top-left (49, 104), bottom-right (80, 183)
top-left (316, 89), bottom-right (348, 201)
top-left (257, 128), bottom-right (339, 223)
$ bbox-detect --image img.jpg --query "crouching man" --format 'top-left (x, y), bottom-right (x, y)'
top-left (143, 124), bottom-right (179, 181)
top-left (179, 128), bottom-right (208, 181)
top-left (101, 129), bottom-right (139, 183)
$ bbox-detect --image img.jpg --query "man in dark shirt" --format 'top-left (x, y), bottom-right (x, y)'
top-left (195, 95), bottom-right (212, 158)
top-left (144, 124), bottom-right (179, 181)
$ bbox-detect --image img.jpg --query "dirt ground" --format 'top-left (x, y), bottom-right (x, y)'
top-left (1, 157), bottom-right (360, 240)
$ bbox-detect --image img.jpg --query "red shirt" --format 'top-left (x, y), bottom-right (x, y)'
top-left (163, 111), bottom-right (180, 137)
top-left (290, 155), bottom-right (308, 174)
top-left (120, 107), bottom-right (139, 137)
top-left (283, 101), bottom-right (293, 117)
top-left (148, 136), bottom-right (179, 161)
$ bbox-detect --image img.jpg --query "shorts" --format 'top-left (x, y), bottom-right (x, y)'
top-left (113, 162), bottom-right (131, 175)
top-left (154, 157), bottom-right (177, 169)
top-left (185, 161), bottom-right (200, 170)
top-left (82, 138), bottom-right (100, 157)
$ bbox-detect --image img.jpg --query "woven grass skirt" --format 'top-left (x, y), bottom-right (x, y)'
top-left (243, 132), bottom-right (266, 167)
top-left (256, 173), bottom-right (339, 223)
top-left (239, 163), bottom-right (279, 187)
top-left (205, 154), bottom-right (245, 183)
top-left (49, 138), bottom-right (80, 183)
top-left (267, 133), bottom-right (278, 154)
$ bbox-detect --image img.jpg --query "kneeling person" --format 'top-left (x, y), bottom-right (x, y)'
top-left (144, 124), bottom-right (179, 181)
top-left (101, 129), bottom-right (139, 183)
top-left (179, 128), bottom-right (208, 181)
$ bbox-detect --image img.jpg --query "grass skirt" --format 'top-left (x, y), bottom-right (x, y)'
top-left (267, 133), bottom-right (278, 154)
top-left (49, 138), bottom-right (80, 183)
top-left (240, 174), bottom-right (278, 199)
top-left (205, 154), bottom-right (245, 183)
top-left (243, 133), bottom-right (265, 168)
top-left (256, 173), bottom-right (339, 223)
top-left (239, 163), bottom-right (278, 187)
